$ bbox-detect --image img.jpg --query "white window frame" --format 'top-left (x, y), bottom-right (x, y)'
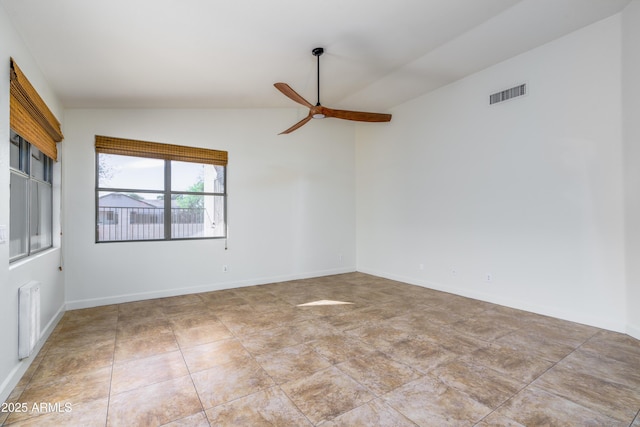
top-left (95, 152), bottom-right (227, 243)
top-left (9, 130), bottom-right (54, 262)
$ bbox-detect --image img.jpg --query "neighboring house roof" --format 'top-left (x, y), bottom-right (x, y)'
top-left (144, 199), bottom-right (164, 208)
top-left (98, 193), bottom-right (158, 208)
top-left (145, 199), bottom-right (180, 209)
top-left (99, 193), bottom-right (182, 209)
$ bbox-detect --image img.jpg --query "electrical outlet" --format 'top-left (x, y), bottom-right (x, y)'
top-left (222, 265), bottom-right (228, 273)
top-left (485, 273), bottom-right (492, 283)
top-left (338, 253), bottom-right (343, 262)
top-left (451, 268), bottom-right (458, 278)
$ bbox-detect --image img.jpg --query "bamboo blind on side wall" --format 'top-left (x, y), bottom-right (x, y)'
top-left (10, 58), bottom-right (64, 161)
top-left (95, 135), bottom-right (228, 166)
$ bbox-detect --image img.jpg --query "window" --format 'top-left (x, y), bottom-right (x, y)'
top-left (95, 136), bottom-right (227, 242)
top-left (9, 58), bottom-right (63, 263)
top-left (10, 131), bottom-right (54, 261)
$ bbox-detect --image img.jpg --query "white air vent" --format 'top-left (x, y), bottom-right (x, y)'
top-left (490, 83), bottom-right (527, 105)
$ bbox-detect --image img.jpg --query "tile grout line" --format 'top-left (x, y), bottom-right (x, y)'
top-left (186, 293), bottom-right (290, 424)
top-left (104, 308), bottom-right (121, 427)
top-left (330, 359), bottom-right (421, 427)
top-left (629, 408), bottom-right (640, 427)
top-left (473, 328), bottom-right (603, 425)
top-left (217, 301), bottom-right (318, 427)
top-left (2, 320), bottom-right (59, 427)
top-left (290, 305), bottom-right (430, 425)
top-left (114, 303), bottom-right (206, 426)
top-left (235, 301), bottom-right (378, 426)
top-left (170, 297), bottom-right (212, 426)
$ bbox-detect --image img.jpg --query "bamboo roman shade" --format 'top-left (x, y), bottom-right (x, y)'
top-left (95, 135), bottom-right (228, 166)
top-left (10, 58), bottom-right (64, 161)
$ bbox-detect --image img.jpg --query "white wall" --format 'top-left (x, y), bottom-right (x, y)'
top-left (0, 5), bottom-right (66, 404)
top-left (623, 0), bottom-right (640, 339)
top-left (62, 109), bottom-right (356, 308)
top-left (356, 14), bottom-right (627, 331)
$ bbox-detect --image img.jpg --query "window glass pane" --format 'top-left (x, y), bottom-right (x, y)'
top-left (30, 181), bottom-right (52, 251)
top-left (98, 154), bottom-right (164, 191)
top-left (40, 182), bottom-right (53, 249)
top-left (207, 194), bottom-right (226, 237)
top-left (97, 191), bottom-right (165, 241)
top-left (171, 161), bottom-right (225, 194)
top-left (170, 161), bottom-right (207, 192)
top-left (9, 136), bottom-right (54, 261)
top-left (31, 146), bottom-right (45, 181)
top-left (10, 131), bottom-right (21, 170)
top-left (44, 156), bottom-right (53, 184)
top-left (171, 195), bottom-right (225, 238)
top-left (10, 172), bottom-right (29, 259)
top-left (212, 165), bottom-right (225, 193)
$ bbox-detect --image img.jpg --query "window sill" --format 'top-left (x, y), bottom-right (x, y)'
top-left (9, 247), bottom-right (60, 270)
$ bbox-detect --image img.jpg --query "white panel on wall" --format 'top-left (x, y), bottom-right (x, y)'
top-left (18, 281), bottom-right (41, 359)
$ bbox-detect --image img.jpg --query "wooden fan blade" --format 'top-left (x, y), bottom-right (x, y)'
top-left (322, 107), bottom-right (392, 122)
top-left (274, 83), bottom-right (314, 108)
top-left (279, 114), bottom-right (313, 134)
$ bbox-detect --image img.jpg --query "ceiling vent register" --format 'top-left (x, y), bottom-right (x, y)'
top-left (489, 83), bottom-right (527, 105)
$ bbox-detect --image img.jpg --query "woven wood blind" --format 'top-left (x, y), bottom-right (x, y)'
top-left (95, 135), bottom-right (228, 166)
top-left (10, 58), bottom-right (64, 161)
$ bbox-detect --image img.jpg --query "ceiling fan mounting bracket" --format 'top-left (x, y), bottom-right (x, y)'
top-left (312, 47), bottom-right (324, 57)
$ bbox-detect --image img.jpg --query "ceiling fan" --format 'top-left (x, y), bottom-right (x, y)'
top-left (274, 47), bottom-right (392, 134)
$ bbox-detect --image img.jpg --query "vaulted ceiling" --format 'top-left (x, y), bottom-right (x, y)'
top-left (1, 0), bottom-right (631, 110)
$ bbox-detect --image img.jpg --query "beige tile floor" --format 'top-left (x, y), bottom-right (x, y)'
top-left (2, 272), bottom-right (640, 426)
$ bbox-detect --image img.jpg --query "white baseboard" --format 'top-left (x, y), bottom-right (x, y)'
top-left (357, 267), bottom-right (627, 334)
top-left (627, 323), bottom-right (640, 340)
top-left (66, 267), bottom-right (356, 310)
top-left (0, 304), bottom-right (65, 404)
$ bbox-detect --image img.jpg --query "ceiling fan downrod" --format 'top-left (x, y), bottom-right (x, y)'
top-left (312, 47), bottom-right (324, 118)
top-left (312, 47), bottom-right (323, 107)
